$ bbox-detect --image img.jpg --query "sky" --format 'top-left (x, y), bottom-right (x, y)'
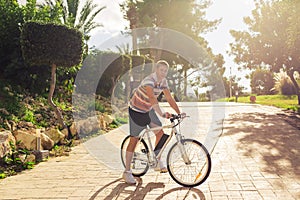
top-left (203, 0), bottom-right (255, 91)
top-left (89, 0), bottom-right (255, 92)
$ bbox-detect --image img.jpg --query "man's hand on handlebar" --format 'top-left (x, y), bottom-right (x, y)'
top-left (163, 112), bottom-right (187, 119)
top-left (179, 112), bottom-right (187, 118)
top-left (162, 112), bottom-right (172, 119)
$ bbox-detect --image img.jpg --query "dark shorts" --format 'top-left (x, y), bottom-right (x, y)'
top-left (128, 107), bottom-right (162, 137)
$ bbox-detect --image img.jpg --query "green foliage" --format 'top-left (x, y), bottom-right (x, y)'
top-left (53, 99), bottom-right (72, 112)
top-left (229, 0), bottom-right (300, 103)
top-left (0, 82), bottom-right (26, 127)
top-left (94, 52), bottom-right (124, 97)
top-left (109, 123), bottom-right (118, 129)
top-left (281, 80), bottom-right (296, 95)
top-left (121, 0), bottom-right (220, 38)
top-left (218, 95), bottom-right (299, 112)
top-left (0, 84), bottom-right (68, 129)
top-left (131, 55), bottom-right (145, 80)
top-left (0, 173), bottom-right (6, 179)
top-left (0, 0), bottom-right (68, 96)
top-left (22, 109), bottom-right (35, 123)
top-left (109, 117), bottom-right (128, 128)
top-left (56, 66), bottom-right (80, 100)
top-left (274, 71), bottom-right (297, 95)
top-left (0, 0), bottom-right (25, 71)
top-left (49, 144), bottom-right (71, 157)
top-left (23, 161), bottom-right (35, 169)
top-left (115, 117), bottom-right (128, 125)
top-left (250, 68), bottom-right (275, 95)
top-left (222, 76), bottom-right (242, 98)
top-left (121, 0), bottom-right (225, 101)
top-left (21, 21), bottom-right (84, 67)
top-left (0, 141), bottom-right (36, 179)
top-left (88, 101), bottom-right (105, 113)
top-left (44, 0), bottom-right (106, 55)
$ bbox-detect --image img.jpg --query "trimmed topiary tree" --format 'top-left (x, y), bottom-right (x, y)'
top-left (21, 21), bottom-right (84, 128)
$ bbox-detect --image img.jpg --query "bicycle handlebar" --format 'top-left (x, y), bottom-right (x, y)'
top-left (169, 113), bottom-right (189, 122)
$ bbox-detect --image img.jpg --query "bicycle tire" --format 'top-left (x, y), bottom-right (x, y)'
top-left (167, 139), bottom-right (211, 187)
top-left (120, 135), bottom-right (149, 177)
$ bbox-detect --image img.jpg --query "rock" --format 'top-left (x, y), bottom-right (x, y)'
top-left (69, 123), bottom-right (78, 137)
top-left (40, 133), bottom-right (54, 150)
top-left (19, 154), bottom-right (36, 163)
top-left (17, 121), bottom-right (35, 129)
top-left (0, 130), bottom-right (16, 158)
top-left (13, 129), bottom-right (54, 150)
top-left (103, 114), bottom-right (114, 124)
top-left (74, 116), bottom-right (101, 135)
top-left (25, 154), bottom-right (36, 163)
top-left (13, 130), bottom-right (37, 150)
top-left (61, 128), bottom-right (69, 138)
top-left (33, 150), bottom-right (49, 162)
top-left (44, 128), bottom-right (65, 144)
top-left (99, 114), bottom-right (106, 130)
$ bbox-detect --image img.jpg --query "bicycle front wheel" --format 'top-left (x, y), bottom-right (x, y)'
top-left (167, 139), bottom-right (211, 187)
top-left (120, 135), bottom-right (149, 177)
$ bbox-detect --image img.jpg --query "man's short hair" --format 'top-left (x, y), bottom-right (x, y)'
top-left (156, 60), bottom-right (169, 68)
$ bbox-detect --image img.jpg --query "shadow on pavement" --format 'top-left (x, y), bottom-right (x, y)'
top-left (223, 112), bottom-right (300, 177)
top-left (155, 187), bottom-right (206, 200)
top-left (89, 177), bottom-right (206, 200)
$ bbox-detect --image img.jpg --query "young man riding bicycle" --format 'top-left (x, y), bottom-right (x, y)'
top-left (123, 60), bottom-right (184, 184)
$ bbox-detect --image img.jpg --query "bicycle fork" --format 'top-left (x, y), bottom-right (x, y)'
top-left (176, 133), bottom-right (191, 165)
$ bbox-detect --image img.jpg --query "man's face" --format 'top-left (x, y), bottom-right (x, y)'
top-left (156, 64), bottom-right (169, 80)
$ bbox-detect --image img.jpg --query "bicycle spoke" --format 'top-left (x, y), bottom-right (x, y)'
top-left (121, 136), bottom-right (149, 177)
top-left (167, 139), bottom-right (211, 187)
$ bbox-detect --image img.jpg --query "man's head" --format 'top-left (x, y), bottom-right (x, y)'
top-left (155, 60), bottom-right (169, 81)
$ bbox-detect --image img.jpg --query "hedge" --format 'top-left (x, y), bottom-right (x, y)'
top-left (21, 21), bottom-right (83, 67)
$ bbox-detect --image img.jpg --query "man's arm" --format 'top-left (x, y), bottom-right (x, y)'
top-left (163, 89), bottom-right (180, 114)
top-left (145, 86), bottom-right (164, 117)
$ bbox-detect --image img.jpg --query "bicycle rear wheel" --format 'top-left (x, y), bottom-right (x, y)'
top-left (167, 139), bottom-right (211, 187)
top-left (120, 135), bottom-right (149, 177)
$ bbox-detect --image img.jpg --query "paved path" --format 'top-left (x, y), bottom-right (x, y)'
top-left (0, 103), bottom-right (299, 200)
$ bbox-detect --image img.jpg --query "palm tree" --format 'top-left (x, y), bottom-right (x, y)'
top-left (44, 0), bottom-right (105, 48)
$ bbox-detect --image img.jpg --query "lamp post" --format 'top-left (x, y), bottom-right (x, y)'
top-left (235, 90), bottom-right (239, 102)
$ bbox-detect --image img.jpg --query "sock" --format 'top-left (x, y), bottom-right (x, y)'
top-left (154, 134), bottom-right (169, 155)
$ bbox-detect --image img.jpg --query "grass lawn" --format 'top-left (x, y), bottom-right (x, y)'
top-left (219, 95), bottom-right (299, 112)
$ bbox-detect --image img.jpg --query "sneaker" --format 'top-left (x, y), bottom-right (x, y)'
top-left (154, 160), bottom-right (168, 173)
top-left (122, 171), bottom-right (136, 184)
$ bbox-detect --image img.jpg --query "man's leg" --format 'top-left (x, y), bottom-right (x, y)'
top-left (148, 110), bottom-right (167, 172)
top-left (154, 129), bottom-right (164, 146)
top-left (125, 136), bottom-right (138, 171)
top-left (152, 126), bottom-right (168, 172)
top-left (123, 136), bottom-right (139, 184)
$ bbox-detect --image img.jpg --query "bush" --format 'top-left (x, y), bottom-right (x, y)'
top-left (21, 21), bottom-right (84, 68)
top-left (88, 101), bottom-right (105, 113)
top-left (281, 79), bottom-right (296, 95)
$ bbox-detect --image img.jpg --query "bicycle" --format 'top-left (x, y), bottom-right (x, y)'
top-left (120, 114), bottom-right (211, 187)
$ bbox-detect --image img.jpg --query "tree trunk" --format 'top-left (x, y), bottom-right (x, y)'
top-left (177, 72), bottom-right (181, 99)
top-left (132, 28), bottom-right (138, 55)
top-left (150, 29), bottom-right (164, 71)
top-left (48, 64), bottom-right (66, 128)
top-left (287, 70), bottom-right (300, 105)
top-left (184, 69), bottom-right (187, 96)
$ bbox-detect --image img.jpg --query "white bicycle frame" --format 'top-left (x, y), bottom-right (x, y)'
top-left (138, 117), bottom-right (191, 167)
